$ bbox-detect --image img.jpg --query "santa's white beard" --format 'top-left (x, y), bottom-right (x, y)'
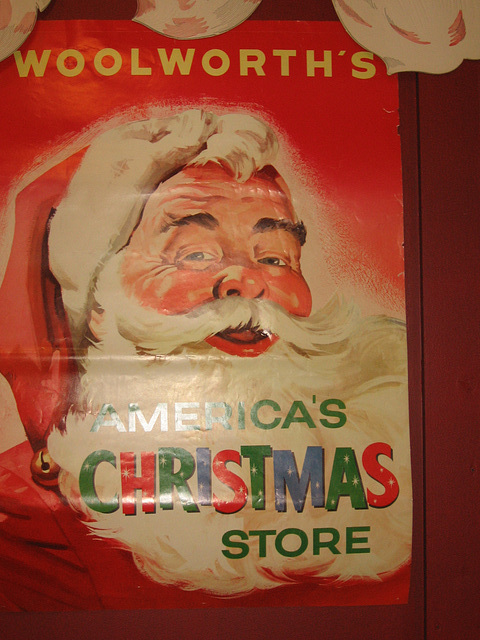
top-left (48, 258), bottom-right (412, 597)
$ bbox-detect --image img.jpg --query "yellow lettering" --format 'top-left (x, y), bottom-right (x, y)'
top-left (239, 49), bottom-right (266, 76)
top-left (351, 52), bottom-right (376, 79)
top-left (272, 50), bottom-right (296, 76)
top-left (14, 50), bottom-right (51, 78)
top-left (306, 50), bottom-right (332, 77)
top-left (158, 48), bottom-right (195, 75)
top-left (202, 49), bottom-right (230, 76)
top-left (94, 48), bottom-right (122, 76)
top-left (56, 49), bottom-right (85, 77)
top-left (131, 48), bottom-right (152, 76)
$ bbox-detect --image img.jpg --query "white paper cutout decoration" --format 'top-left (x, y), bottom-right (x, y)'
top-left (134, 0), bottom-right (263, 40)
top-left (0, 0), bottom-right (51, 62)
top-left (332, 0), bottom-right (480, 74)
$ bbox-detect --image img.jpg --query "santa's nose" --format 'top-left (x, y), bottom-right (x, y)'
top-left (213, 265), bottom-right (266, 300)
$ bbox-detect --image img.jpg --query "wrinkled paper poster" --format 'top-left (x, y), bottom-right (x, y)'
top-left (0, 18), bottom-right (411, 610)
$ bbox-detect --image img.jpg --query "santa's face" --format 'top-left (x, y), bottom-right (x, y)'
top-left (120, 164), bottom-right (312, 357)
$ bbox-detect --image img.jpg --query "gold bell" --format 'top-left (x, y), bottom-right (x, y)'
top-left (30, 447), bottom-right (60, 488)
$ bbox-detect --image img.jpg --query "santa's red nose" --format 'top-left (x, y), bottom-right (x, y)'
top-left (213, 266), bottom-right (266, 300)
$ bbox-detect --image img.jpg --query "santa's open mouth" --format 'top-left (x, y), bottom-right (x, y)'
top-left (205, 322), bottom-right (278, 357)
top-left (217, 325), bottom-right (269, 344)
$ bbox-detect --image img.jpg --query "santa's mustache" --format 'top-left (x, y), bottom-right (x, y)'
top-left (99, 292), bottom-right (359, 358)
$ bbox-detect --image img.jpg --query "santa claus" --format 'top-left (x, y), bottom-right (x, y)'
top-left (0, 109), bottom-right (411, 609)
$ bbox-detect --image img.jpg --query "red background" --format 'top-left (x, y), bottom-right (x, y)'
top-left (0, 17), bottom-right (404, 447)
top-left (1, 1), bottom-right (479, 639)
top-left (0, 21), bottom-right (404, 311)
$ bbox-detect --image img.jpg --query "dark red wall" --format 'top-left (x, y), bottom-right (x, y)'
top-left (2, 1), bottom-right (479, 638)
top-left (416, 64), bottom-right (480, 638)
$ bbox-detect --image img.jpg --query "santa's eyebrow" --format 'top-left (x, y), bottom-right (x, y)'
top-left (252, 217), bottom-right (307, 246)
top-left (159, 212), bottom-right (219, 233)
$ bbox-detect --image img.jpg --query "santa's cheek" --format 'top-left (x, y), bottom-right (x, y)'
top-left (134, 270), bottom-right (215, 314)
top-left (264, 272), bottom-right (312, 317)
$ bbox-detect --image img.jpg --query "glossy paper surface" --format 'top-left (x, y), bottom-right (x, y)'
top-left (0, 19), bottom-right (411, 610)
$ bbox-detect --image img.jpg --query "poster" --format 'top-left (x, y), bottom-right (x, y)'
top-left (0, 16), bottom-right (411, 611)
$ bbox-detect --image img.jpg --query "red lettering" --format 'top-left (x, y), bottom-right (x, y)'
top-left (213, 449), bottom-right (248, 514)
top-left (362, 442), bottom-right (399, 508)
top-left (120, 451), bottom-right (156, 515)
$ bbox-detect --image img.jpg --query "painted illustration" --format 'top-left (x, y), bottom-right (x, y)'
top-left (333, 0), bottom-right (480, 74)
top-left (0, 0), bottom-right (51, 62)
top-left (134, 0), bottom-right (264, 39)
top-left (0, 19), bottom-right (411, 609)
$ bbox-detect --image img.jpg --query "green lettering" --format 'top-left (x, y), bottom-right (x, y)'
top-left (281, 401), bottom-right (316, 429)
top-left (79, 450), bottom-right (119, 514)
top-left (222, 529), bottom-right (249, 559)
top-left (326, 448), bottom-right (367, 511)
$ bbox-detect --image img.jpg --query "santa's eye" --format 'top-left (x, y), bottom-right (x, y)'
top-left (183, 251), bottom-right (214, 262)
top-left (176, 249), bottom-right (219, 270)
top-left (258, 256), bottom-right (287, 266)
